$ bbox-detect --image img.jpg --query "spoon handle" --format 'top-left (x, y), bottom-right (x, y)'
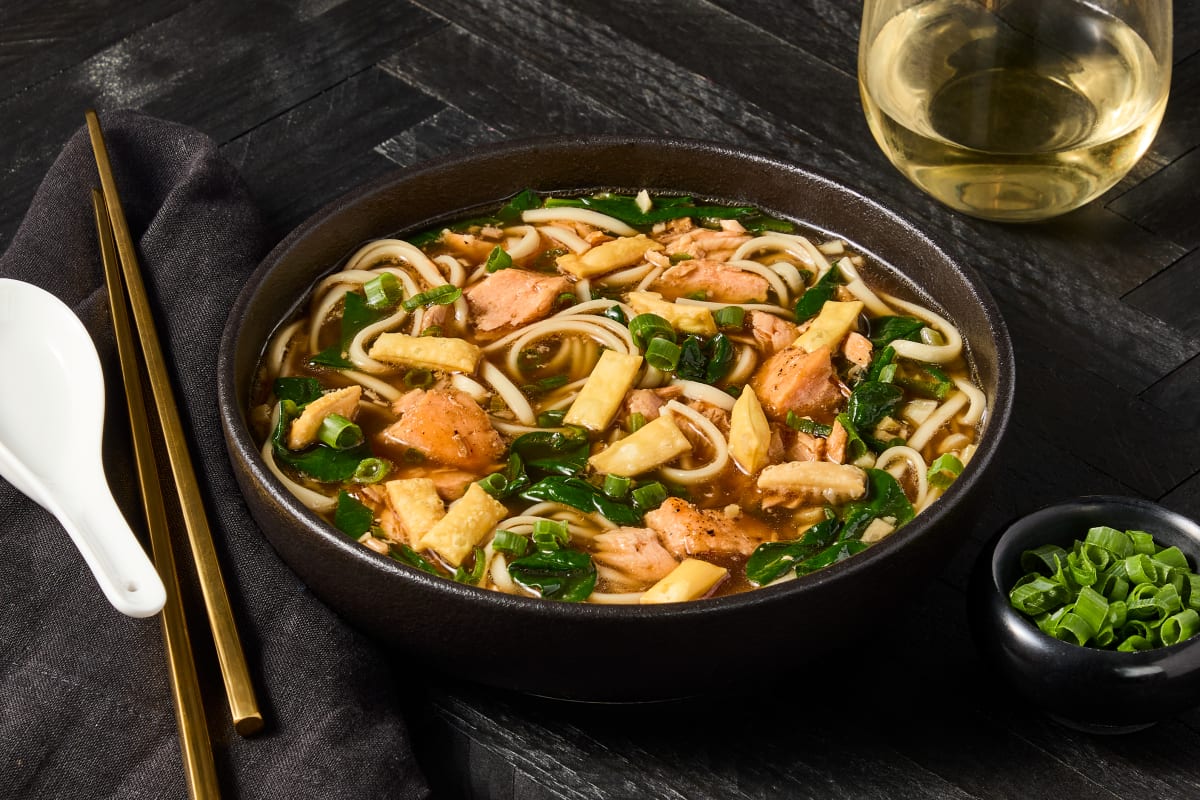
top-left (0, 437), bottom-right (164, 618)
top-left (53, 481), bottom-right (167, 618)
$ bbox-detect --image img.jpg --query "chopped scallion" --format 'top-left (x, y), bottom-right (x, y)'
top-left (713, 306), bottom-right (745, 330)
top-left (632, 481), bottom-right (668, 510)
top-left (493, 530), bottom-right (531, 557)
top-left (645, 337), bottom-right (682, 371)
top-left (486, 246), bottom-right (513, 272)
top-left (363, 272), bottom-right (402, 309)
top-left (318, 414), bottom-right (364, 450)
top-left (629, 313), bottom-right (676, 350)
top-left (926, 453), bottom-right (964, 489)
top-left (352, 457), bottom-right (391, 484)
top-left (603, 474), bottom-right (631, 499)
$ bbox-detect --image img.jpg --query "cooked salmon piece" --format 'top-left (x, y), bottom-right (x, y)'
top-left (418, 302), bottom-right (451, 334)
top-left (591, 527), bottom-right (679, 592)
top-left (750, 345), bottom-right (844, 423)
top-left (843, 331), bottom-right (873, 367)
top-left (382, 388), bottom-right (505, 472)
top-left (685, 398), bottom-right (730, 436)
top-left (748, 311), bottom-right (799, 357)
top-left (623, 385), bottom-right (683, 424)
top-left (784, 428), bottom-right (825, 462)
top-left (652, 259), bottom-right (769, 303)
top-left (658, 227), bottom-right (752, 263)
top-left (644, 497), bottom-right (772, 559)
top-left (426, 468), bottom-right (477, 502)
top-left (826, 418), bottom-right (848, 464)
top-left (464, 268), bottom-right (571, 333)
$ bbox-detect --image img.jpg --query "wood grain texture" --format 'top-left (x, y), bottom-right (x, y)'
top-left (0, 0), bottom-right (1197, 797)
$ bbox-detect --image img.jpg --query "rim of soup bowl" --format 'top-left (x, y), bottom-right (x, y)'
top-left (217, 134), bottom-right (1016, 622)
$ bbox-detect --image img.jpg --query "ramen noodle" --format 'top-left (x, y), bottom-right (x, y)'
top-left (249, 190), bottom-right (986, 604)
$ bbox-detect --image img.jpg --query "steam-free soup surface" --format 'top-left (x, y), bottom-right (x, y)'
top-left (251, 190), bottom-right (986, 604)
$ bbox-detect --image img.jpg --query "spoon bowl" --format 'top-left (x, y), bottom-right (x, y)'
top-left (0, 278), bottom-right (164, 617)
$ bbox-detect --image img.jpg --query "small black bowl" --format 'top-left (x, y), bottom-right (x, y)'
top-left (969, 496), bottom-right (1200, 733)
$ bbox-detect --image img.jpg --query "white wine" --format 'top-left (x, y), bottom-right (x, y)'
top-left (859, 0), bottom-right (1170, 222)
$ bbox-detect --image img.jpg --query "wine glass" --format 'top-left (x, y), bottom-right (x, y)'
top-left (858, 0), bottom-right (1172, 222)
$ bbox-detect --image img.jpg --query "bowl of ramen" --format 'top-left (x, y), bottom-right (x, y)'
top-left (217, 136), bottom-right (1014, 700)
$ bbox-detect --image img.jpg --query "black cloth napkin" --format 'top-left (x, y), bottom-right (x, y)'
top-left (0, 111), bottom-right (430, 799)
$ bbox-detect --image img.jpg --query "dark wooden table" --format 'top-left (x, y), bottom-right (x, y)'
top-left (3, 2), bottom-right (1198, 797)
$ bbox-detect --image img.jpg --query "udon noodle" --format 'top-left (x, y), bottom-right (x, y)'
top-left (250, 190), bottom-right (986, 603)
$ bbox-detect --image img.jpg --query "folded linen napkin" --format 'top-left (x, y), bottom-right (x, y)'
top-left (0, 110), bottom-right (429, 799)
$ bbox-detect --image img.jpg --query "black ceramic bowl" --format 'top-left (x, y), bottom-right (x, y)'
top-left (218, 136), bottom-right (1015, 701)
top-left (970, 496), bottom-right (1200, 732)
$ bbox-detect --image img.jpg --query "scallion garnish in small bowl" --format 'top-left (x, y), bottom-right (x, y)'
top-left (970, 496), bottom-right (1200, 733)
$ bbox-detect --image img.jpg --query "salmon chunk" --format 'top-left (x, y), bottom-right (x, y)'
top-left (382, 388), bottom-right (505, 472)
top-left (644, 497), bottom-right (772, 559)
top-left (652, 259), bottom-right (769, 303)
top-left (748, 311), bottom-right (799, 357)
top-left (843, 331), bottom-right (873, 367)
top-left (750, 345), bottom-right (844, 423)
top-left (623, 385), bottom-right (683, 424)
top-left (592, 527), bottom-right (679, 591)
top-left (659, 228), bottom-right (751, 263)
top-left (465, 268), bottom-right (571, 333)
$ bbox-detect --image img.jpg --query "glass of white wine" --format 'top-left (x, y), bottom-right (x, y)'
top-left (858, 0), bottom-right (1172, 222)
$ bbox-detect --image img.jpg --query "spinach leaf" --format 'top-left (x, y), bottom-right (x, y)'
top-left (869, 315), bottom-right (924, 349)
top-left (794, 268), bottom-right (841, 322)
top-left (497, 188), bottom-right (543, 223)
top-left (510, 429), bottom-right (590, 476)
top-left (863, 344), bottom-right (897, 384)
top-left (273, 376), bottom-right (324, 406)
top-left (673, 333), bottom-right (734, 384)
top-left (478, 453), bottom-right (530, 499)
top-left (745, 517), bottom-right (840, 585)
top-left (675, 336), bottom-right (708, 381)
top-left (705, 333), bottom-right (734, 383)
top-left (507, 548), bottom-right (597, 602)
top-left (846, 380), bottom-right (903, 431)
top-left (391, 543), bottom-right (443, 576)
top-left (271, 400), bottom-right (371, 482)
top-left (895, 362), bottom-right (954, 400)
top-left (334, 491), bottom-right (374, 538)
top-left (520, 476), bottom-right (642, 526)
top-left (795, 539), bottom-right (869, 576)
top-left (309, 291), bottom-right (384, 368)
top-left (839, 468), bottom-right (915, 541)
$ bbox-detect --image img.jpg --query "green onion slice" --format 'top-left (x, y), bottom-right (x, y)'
top-left (352, 457), bottom-right (391, 484)
top-left (631, 481), bottom-right (668, 510)
top-left (629, 313), bottom-right (676, 350)
top-left (603, 474), bottom-right (631, 499)
top-left (713, 306), bottom-right (745, 330)
top-left (926, 453), bottom-right (964, 489)
top-left (493, 530), bottom-right (531, 557)
top-left (486, 246), bottom-right (513, 272)
top-left (363, 272), bottom-right (402, 309)
top-left (532, 519), bottom-right (570, 551)
top-left (318, 414), bottom-right (364, 450)
top-left (645, 337), bottom-right (682, 371)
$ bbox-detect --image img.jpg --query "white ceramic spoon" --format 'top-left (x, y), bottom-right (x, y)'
top-left (0, 278), bottom-right (165, 617)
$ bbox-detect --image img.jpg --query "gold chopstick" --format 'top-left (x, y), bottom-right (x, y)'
top-left (85, 109), bottom-right (263, 736)
top-left (93, 189), bottom-right (220, 800)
